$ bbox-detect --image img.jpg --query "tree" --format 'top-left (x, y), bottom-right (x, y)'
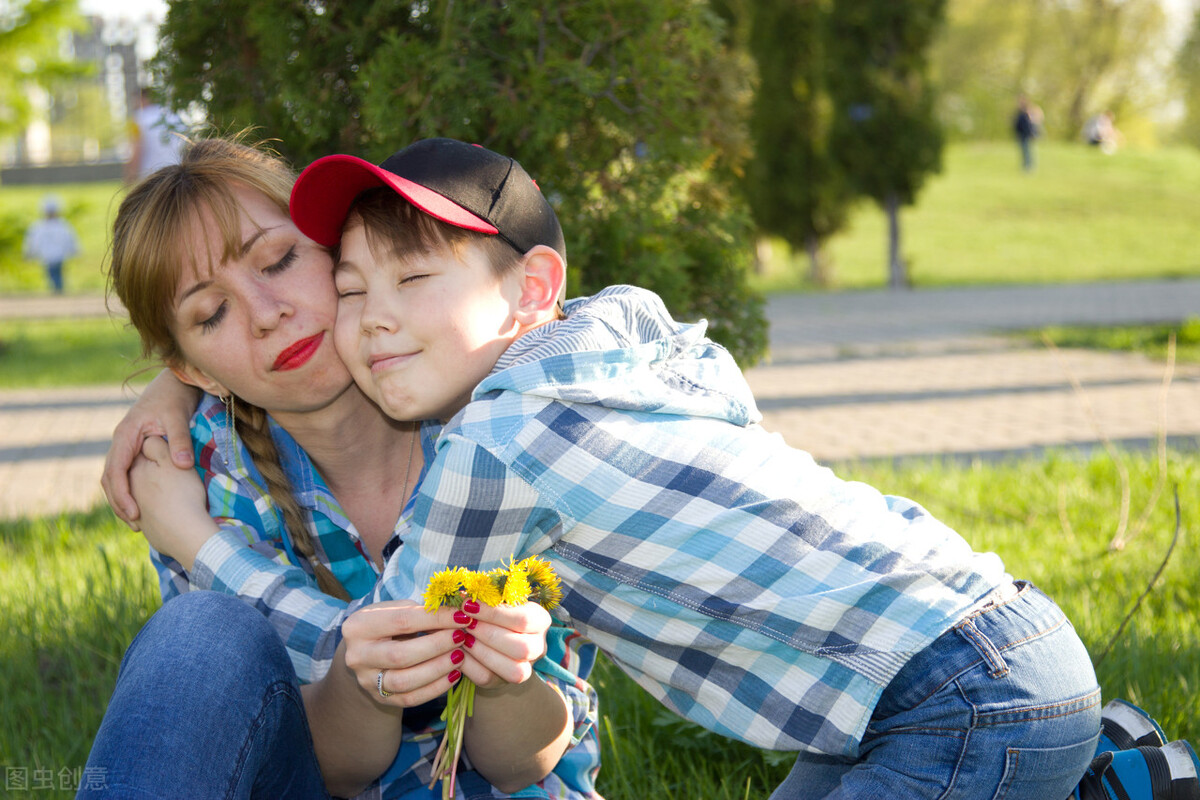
top-left (1178, 7), bottom-right (1200, 150)
top-left (743, 0), bottom-right (850, 286)
top-left (933, 0), bottom-right (1171, 143)
top-left (0, 0), bottom-right (86, 142)
top-left (826, 0), bottom-right (946, 289)
top-left (154, 0), bottom-right (767, 364)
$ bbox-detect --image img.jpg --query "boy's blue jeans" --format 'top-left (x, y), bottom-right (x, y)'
top-left (78, 591), bottom-right (330, 799)
top-left (771, 583), bottom-right (1101, 800)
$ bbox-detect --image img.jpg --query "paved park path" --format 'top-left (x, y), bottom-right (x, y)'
top-left (3, 278), bottom-right (1200, 520)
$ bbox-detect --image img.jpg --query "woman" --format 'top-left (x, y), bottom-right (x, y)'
top-left (86, 137), bottom-right (600, 799)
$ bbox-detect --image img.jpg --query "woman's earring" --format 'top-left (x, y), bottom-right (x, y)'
top-left (222, 393), bottom-right (237, 438)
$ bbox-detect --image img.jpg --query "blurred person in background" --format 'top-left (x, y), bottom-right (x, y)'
top-left (125, 87), bottom-right (186, 183)
top-left (22, 195), bottom-right (78, 294)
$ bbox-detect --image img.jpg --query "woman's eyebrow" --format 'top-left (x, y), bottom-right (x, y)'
top-left (177, 279), bottom-right (212, 305)
top-left (238, 225), bottom-right (281, 258)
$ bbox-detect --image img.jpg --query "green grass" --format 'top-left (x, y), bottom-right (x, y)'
top-left (751, 141), bottom-right (1200, 292)
top-left (1032, 318), bottom-right (1200, 364)
top-left (0, 317), bottom-right (150, 388)
top-left (5, 449), bottom-right (1198, 798)
top-left (0, 181), bottom-right (124, 295)
top-left (0, 507), bottom-right (158, 783)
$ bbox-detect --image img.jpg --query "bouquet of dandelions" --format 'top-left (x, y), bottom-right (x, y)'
top-left (423, 556), bottom-right (562, 799)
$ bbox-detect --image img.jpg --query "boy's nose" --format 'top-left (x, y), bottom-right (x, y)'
top-left (359, 294), bottom-right (399, 335)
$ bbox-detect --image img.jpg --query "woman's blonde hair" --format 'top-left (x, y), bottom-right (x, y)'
top-left (109, 136), bottom-right (350, 601)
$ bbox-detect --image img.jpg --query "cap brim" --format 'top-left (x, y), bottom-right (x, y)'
top-left (289, 154), bottom-right (499, 248)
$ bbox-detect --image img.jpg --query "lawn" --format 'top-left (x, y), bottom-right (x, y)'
top-left (0, 181), bottom-right (124, 295)
top-left (0, 317), bottom-right (149, 388)
top-left (1033, 318), bottom-right (1200, 364)
top-left (750, 141), bottom-right (1200, 292)
top-left (3, 447), bottom-right (1198, 798)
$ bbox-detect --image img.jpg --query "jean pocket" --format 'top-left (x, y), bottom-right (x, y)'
top-left (992, 737), bottom-right (1098, 800)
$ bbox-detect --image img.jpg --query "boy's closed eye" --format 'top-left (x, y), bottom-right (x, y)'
top-left (398, 271), bottom-right (429, 285)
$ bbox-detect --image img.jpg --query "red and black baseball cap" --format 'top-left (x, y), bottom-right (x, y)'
top-left (289, 137), bottom-right (565, 259)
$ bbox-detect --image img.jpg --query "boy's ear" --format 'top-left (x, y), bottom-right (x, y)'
top-left (514, 245), bottom-right (566, 327)
top-left (169, 361), bottom-right (228, 399)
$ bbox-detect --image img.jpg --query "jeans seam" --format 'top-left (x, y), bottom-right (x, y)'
top-left (940, 679), bottom-right (978, 800)
top-left (975, 687), bottom-right (1102, 727)
top-left (224, 681), bottom-right (310, 800)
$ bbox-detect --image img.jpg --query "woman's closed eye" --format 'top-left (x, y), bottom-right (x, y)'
top-left (264, 245), bottom-right (297, 275)
top-left (199, 302), bottom-right (227, 332)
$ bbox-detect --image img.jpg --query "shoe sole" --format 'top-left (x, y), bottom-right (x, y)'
top-left (1103, 699), bottom-right (1168, 750)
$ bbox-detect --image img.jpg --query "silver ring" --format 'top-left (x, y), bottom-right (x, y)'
top-left (377, 669), bottom-right (393, 698)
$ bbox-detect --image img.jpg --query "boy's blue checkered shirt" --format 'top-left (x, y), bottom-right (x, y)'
top-left (151, 393), bottom-right (601, 799)
top-left (376, 285), bottom-right (1010, 757)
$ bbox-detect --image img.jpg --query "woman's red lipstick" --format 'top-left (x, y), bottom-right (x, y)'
top-left (273, 333), bottom-right (324, 371)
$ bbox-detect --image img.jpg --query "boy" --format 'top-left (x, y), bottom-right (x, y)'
top-left (22, 195), bottom-right (78, 293)
top-left (289, 138), bottom-right (1199, 800)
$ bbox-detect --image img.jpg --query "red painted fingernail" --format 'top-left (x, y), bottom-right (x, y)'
top-left (463, 599), bottom-right (480, 614)
top-left (452, 629), bottom-right (467, 644)
top-left (453, 610), bottom-right (470, 624)
top-left (464, 633), bottom-right (475, 649)
top-left (467, 618), bottom-right (478, 630)
top-left (448, 670), bottom-right (461, 684)
top-left (451, 649), bottom-right (465, 665)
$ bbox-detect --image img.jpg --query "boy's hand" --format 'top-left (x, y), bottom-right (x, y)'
top-left (129, 436), bottom-right (217, 569)
top-left (103, 370), bottom-right (199, 527)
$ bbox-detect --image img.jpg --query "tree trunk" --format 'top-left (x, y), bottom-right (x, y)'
top-left (885, 191), bottom-right (908, 289)
top-left (805, 233), bottom-right (829, 287)
top-left (754, 237), bottom-right (773, 276)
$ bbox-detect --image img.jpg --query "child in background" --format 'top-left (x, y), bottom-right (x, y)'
top-left (289, 137), bottom-right (1199, 800)
top-left (23, 195), bottom-right (78, 293)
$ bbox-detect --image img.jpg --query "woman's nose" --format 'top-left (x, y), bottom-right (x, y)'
top-left (247, 286), bottom-right (292, 335)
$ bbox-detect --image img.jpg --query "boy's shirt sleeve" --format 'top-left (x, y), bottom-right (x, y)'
top-left (376, 432), bottom-right (560, 603)
top-left (173, 408), bottom-right (361, 683)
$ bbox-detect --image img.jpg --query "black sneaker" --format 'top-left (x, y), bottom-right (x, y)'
top-left (1098, 699), bottom-right (1169, 754)
top-left (1074, 741), bottom-right (1200, 800)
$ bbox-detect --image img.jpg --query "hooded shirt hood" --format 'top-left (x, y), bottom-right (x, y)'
top-left (475, 286), bottom-right (762, 427)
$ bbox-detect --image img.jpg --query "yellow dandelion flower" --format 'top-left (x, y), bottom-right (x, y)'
top-left (519, 556), bottom-right (557, 589)
top-left (534, 580), bottom-right (563, 610)
top-left (460, 570), bottom-right (502, 607)
top-left (487, 567), bottom-right (508, 596)
top-left (520, 556), bottom-right (563, 610)
top-left (501, 560), bottom-right (532, 606)
top-left (424, 567), bottom-right (467, 613)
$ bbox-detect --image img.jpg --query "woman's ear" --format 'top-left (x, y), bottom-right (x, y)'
top-left (514, 245), bottom-right (566, 328)
top-left (169, 361), bottom-right (228, 399)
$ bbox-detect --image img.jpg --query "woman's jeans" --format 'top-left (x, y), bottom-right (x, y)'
top-left (78, 591), bottom-right (329, 799)
top-left (771, 582), bottom-right (1101, 800)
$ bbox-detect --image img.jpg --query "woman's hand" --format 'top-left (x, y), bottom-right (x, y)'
top-left (102, 369), bottom-right (201, 528)
top-left (455, 600), bottom-right (551, 689)
top-left (342, 601), bottom-right (476, 707)
top-left (129, 436), bottom-right (217, 570)
top-left (459, 601), bottom-right (570, 792)
top-left (342, 599), bottom-right (552, 706)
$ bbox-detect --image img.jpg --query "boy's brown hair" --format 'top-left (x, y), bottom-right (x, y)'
top-left (339, 186), bottom-right (525, 278)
